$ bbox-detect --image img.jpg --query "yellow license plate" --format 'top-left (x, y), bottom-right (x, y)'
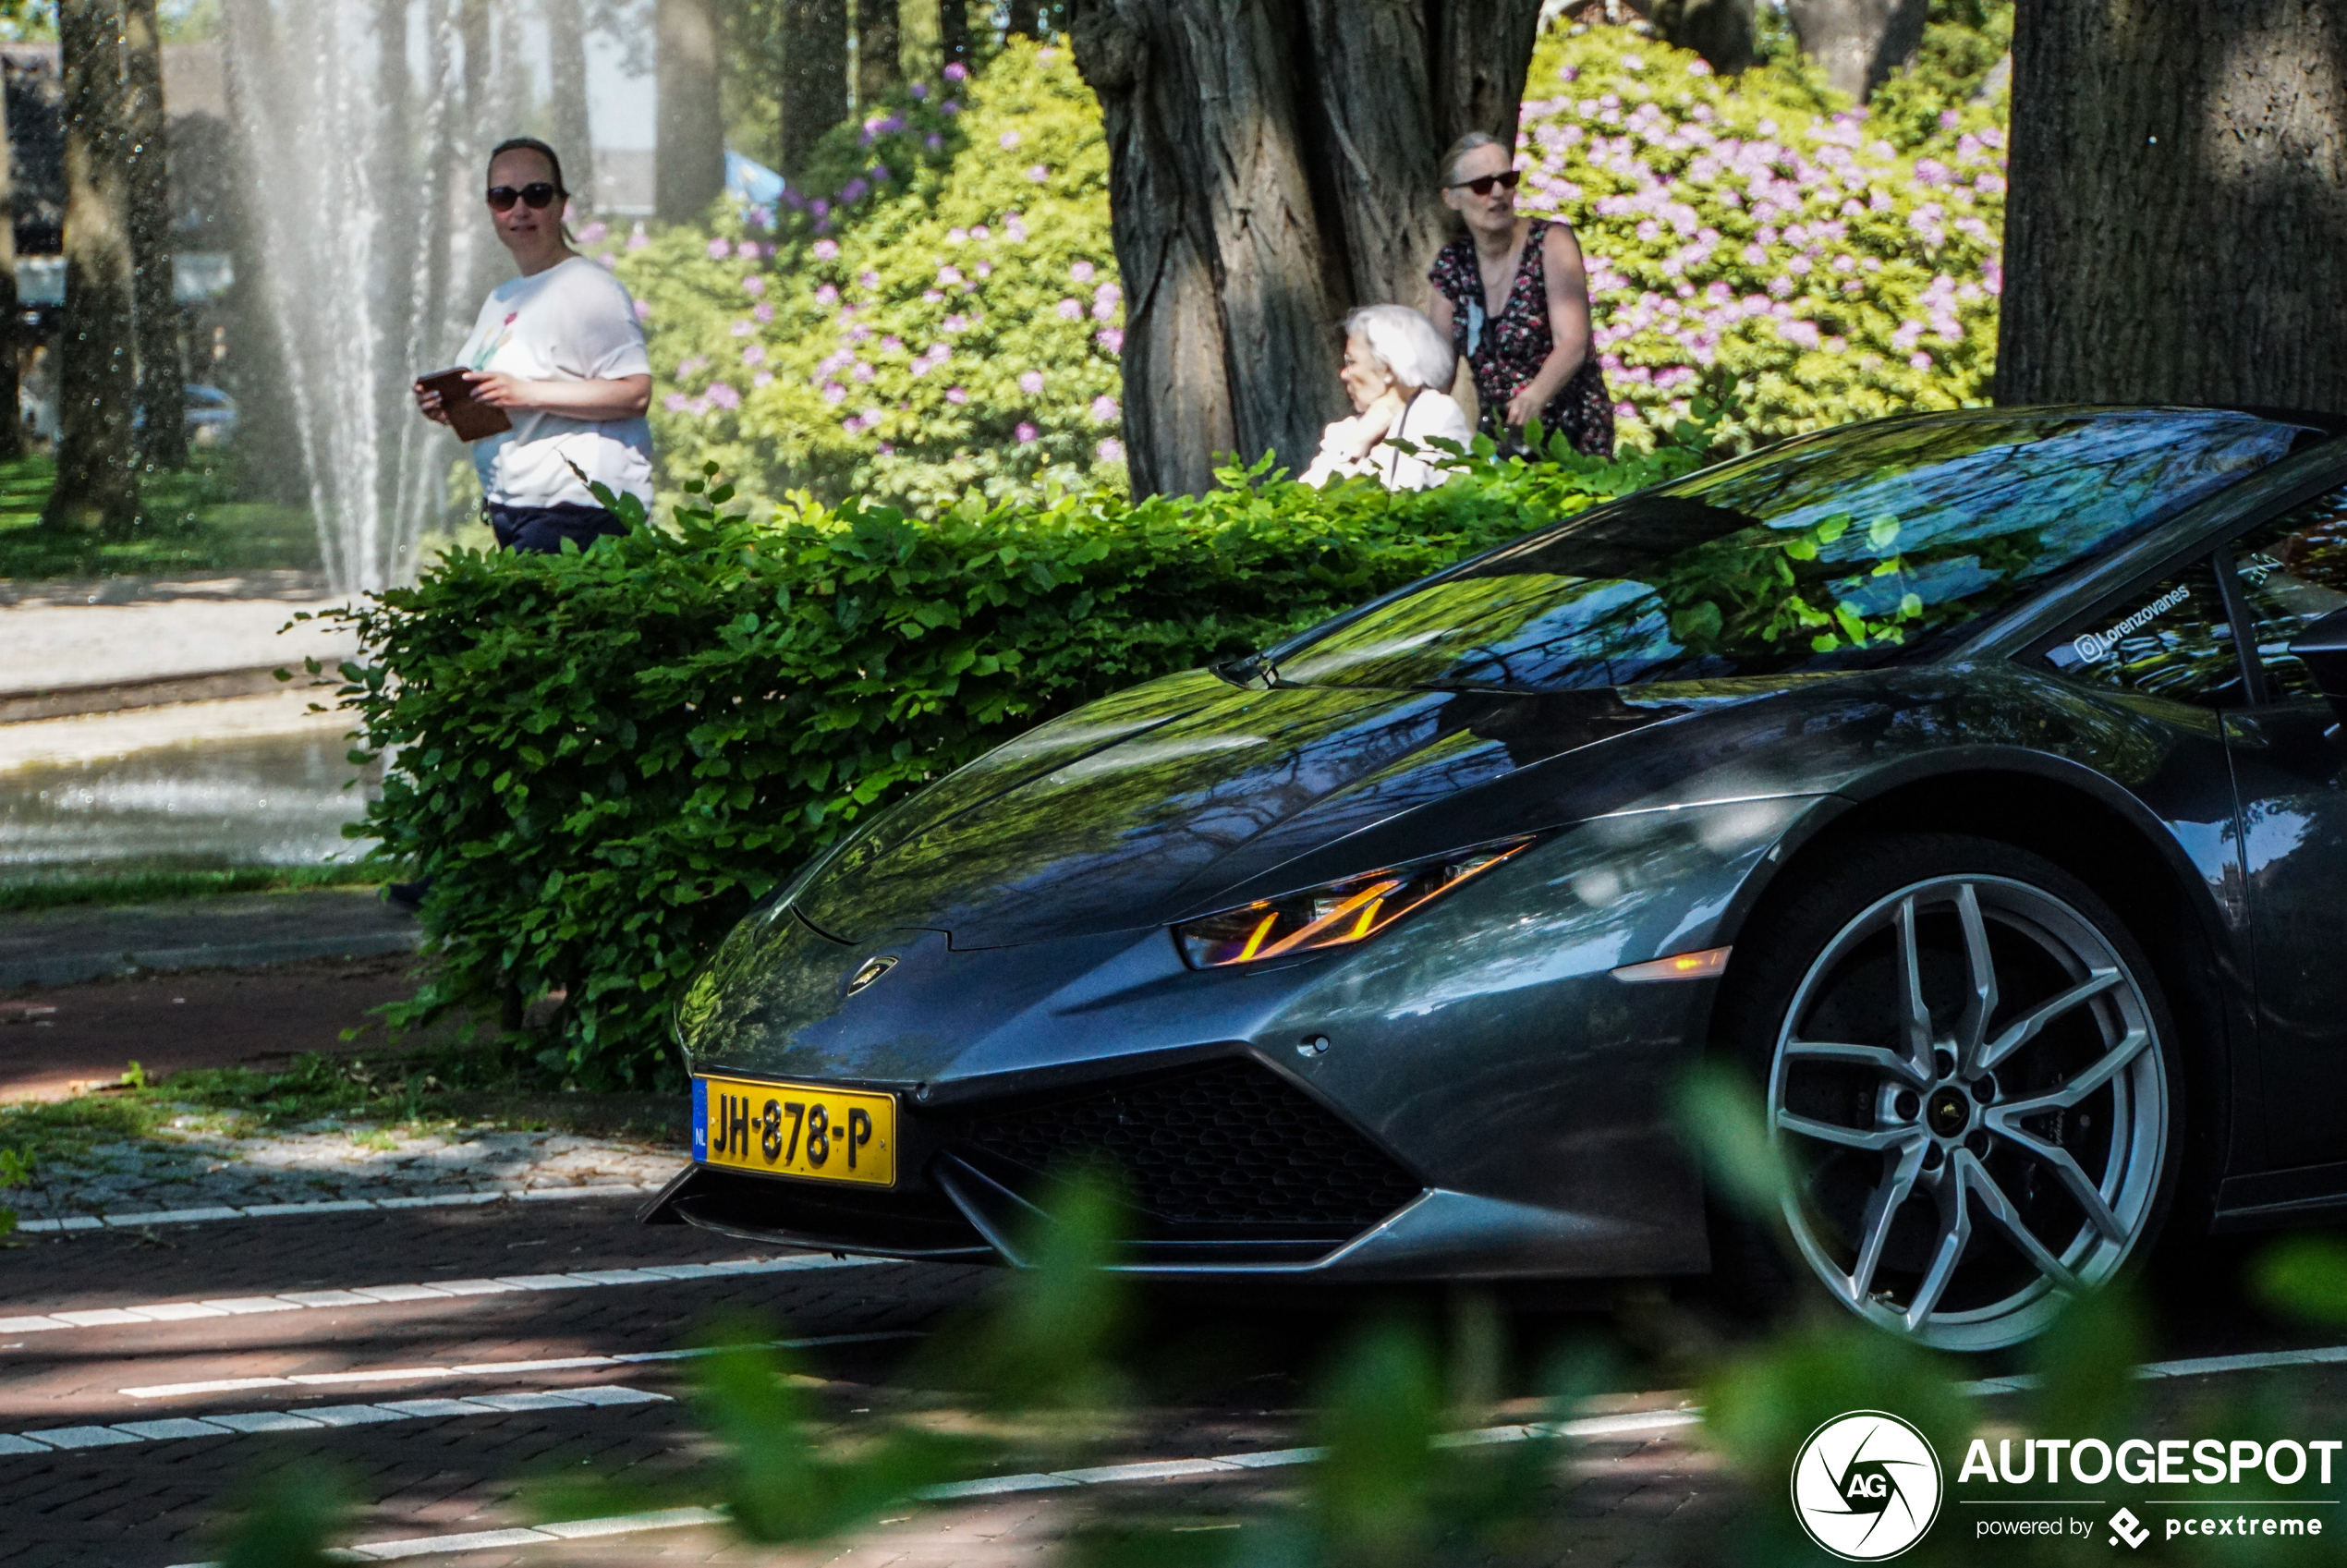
top-left (694, 1076), bottom-right (896, 1187)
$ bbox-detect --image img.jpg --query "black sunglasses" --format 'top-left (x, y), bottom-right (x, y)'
top-left (1446, 169), bottom-right (1522, 196)
top-left (486, 182), bottom-right (560, 212)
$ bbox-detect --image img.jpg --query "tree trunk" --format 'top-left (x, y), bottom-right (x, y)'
top-left (46, 0), bottom-right (141, 533)
top-left (1071, 0), bottom-right (1541, 495)
top-left (1997, 2), bottom-right (2347, 411)
top-left (1648, 0), bottom-right (1755, 75)
top-left (547, 0), bottom-right (596, 209)
top-left (939, 0), bottom-right (969, 73)
top-left (0, 61), bottom-right (23, 465)
top-left (779, 0), bottom-right (850, 181)
top-left (857, 0), bottom-right (903, 102)
top-left (124, 0), bottom-right (183, 473)
top-left (1786, 0), bottom-right (1927, 101)
top-left (656, 0), bottom-right (725, 222)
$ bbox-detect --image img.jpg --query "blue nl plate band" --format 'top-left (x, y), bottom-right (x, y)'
top-left (691, 1076), bottom-right (709, 1161)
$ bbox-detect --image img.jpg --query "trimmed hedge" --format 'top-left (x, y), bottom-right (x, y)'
top-left (327, 436), bottom-right (1707, 1086)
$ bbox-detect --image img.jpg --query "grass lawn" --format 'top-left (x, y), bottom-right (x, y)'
top-left (0, 865), bottom-right (385, 914)
top-left (0, 453), bottom-right (320, 579)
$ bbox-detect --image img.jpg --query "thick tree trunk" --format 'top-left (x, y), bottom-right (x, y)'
top-left (857, 0), bottom-right (903, 102)
top-left (656, 0), bottom-right (725, 221)
top-left (1787, 0), bottom-right (1927, 100)
top-left (0, 63), bottom-right (23, 465)
top-left (1648, 0), bottom-right (1755, 75)
top-left (546, 0), bottom-right (596, 208)
top-left (1997, 2), bottom-right (2347, 410)
top-left (780, 0), bottom-right (850, 181)
top-left (46, 0), bottom-right (141, 533)
top-left (939, 0), bottom-right (969, 72)
top-left (124, 0), bottom-right (183, 473)
top-left (1072, 0), bottom-right (1540, 494)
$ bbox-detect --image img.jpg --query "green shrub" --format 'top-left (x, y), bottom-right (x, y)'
top-left (327, 437), bottom-right (1704, 1086)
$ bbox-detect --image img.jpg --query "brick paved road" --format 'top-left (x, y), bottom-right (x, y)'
top-left (0, 1194), bottom-right (1749, 1567)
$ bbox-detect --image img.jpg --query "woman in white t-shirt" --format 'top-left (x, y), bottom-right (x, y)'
top-left (413, 137), bottom-right (654, 554)
top-left (1300, 305), bottom-right (1474, 492)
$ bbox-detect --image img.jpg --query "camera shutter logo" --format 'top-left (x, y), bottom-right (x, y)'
top-left (2073, 630), bottom-right (2111, 663)
top-left (1790, 1410), bottom-right (1942, 1561)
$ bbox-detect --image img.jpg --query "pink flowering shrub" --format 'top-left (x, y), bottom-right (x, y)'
top-left (603, 38), bottom-right (1125, 517)
top-left (1525, 22), bottom-right (2007, 448)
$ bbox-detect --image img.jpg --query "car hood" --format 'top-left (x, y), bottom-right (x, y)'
top-left (792, 669), bottom-right (1693, 950)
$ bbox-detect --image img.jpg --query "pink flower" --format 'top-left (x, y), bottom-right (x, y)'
top-left (742, 275), bottom-right (766, 295)
top-left (811, 199), bottom-right (831, 220)
top-left (854, 363), bottom-right (875, 383)
top-left (1026, 164), bottom-right (1050, 183)
top-left (754, 302), bottom-right (774, 322)
top-left (1015, 421), bottom-right (1039, 443)
top-left (973, 224), bottom-right (991, 238)
top-left (926, 132), bottom-right (944, 151)
top-left (706, 237), bottom-right (730, 259)
top-left (626, 225), bottom-right (650, 251)
top-left (823, 383), bottom-right (846, 404)
top-left (1018, 371), bottom-right (1044, 395)
top-left (1057, 298), bottom-right (1083, 320)
top-left (633, 299), bottom-right (651, 321)
top-left (740, 345), bottom-right (766, 367)
top-left (878, 441), bottom-right (895, 455)
top-left (942, 314), bottom-right (968, 333)
top-left (1070, 260), bottom-right (1096, 283)
top-left (1089, 395), bottom-right (1120, 424)
top-left (944, 61), bottom-right (967, 80)
top-left (736, 239), bottom-right (761, 259)
top-left (946, 386), bottom-right (968, 404)
top-left (999, 129), bottom-right (1021, 149)
top-left (813, 238), bottom-right (840, 260)
top-left (924, 289), bottom-right (945, 303)
top-left (882, 335), bottom-right (905, 353)
top-left (860, 270), bottom-right (882, 289)
top-left (731, 320), bottom-right (754, 337)
top-left (1686, 59), bottom-right (1712, 77)
top-left (938, 265), bottom-right (964, 285)
top-left (578, 220), bottom-right (609, 244)
top-left (688, 397), bottom-right (709, 416)
top-left (753, 371), bottom-right (773, 388)
top-left (815, 284), bottom-right (839, 306)
top-left (909, 357), bottom-right (932, 377)
top-left (1091, 298), bottom-right (1117, 322)
top-left (1095, 438), bottom-right (1124, 462)
top-left (663, 392), bottom-right (688, 412)
top-left (1095, 327), bottom-right (1124, 355)
top-left (840, 178), bottom-right (869, 203)
top-left (976, 261), bottom-right (992, 278)
top-left (597, 253), bottom-right (617, 271)
top-left (708, 382), bottom-right (740, 409)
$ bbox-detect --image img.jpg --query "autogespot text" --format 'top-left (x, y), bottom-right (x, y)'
top-left (1963, 1436), bottom-right (2334, 1545)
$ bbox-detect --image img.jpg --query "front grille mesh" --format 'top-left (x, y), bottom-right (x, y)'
top-left (954, 1059), bottom-right (1423, 1228)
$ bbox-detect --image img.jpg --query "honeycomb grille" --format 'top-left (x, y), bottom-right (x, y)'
top-left (954, 1059), bottom-right (1423, 1228)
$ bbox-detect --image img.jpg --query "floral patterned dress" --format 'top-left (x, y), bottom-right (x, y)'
top-left (1429, 218), bottom-right (1614, 457)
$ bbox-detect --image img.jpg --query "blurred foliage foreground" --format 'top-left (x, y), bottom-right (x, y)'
top-left (209, 1075), bottom-right (2347, 1567)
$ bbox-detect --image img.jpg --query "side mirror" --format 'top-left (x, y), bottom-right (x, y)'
top-left (2285, 606), bottom-right (2347, 720)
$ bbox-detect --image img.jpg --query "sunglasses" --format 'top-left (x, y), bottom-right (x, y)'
top-left (486, 182), bottom-right (560, 212)
top-left (1447, 169), bottom-right (1523, 196)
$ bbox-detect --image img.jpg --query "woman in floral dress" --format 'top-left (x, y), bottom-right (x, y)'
top-left (1427, 131), bottom-right (1614, 457)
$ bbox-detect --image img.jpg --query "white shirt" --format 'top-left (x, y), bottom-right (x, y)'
top-left (456, 257), bottom-right (654, 509)
top-left (1301, 390), bottom-right (1475, 492)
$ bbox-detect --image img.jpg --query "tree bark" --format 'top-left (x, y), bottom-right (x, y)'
top-left (1997, 0), bottom-right (2347, 411)
top-left (939, 0), bottom-right (969, 72)
top-left (547, 0), bottom-right (597, 209)
top-left (0, 60), bottom-right (23, 464)
top-left (124, 0), bottom-right (183, 473)
top-left (656, 0), bottom-right (725, 221)
top-left (857, 0), bottom-right (902, 102)
top-left (1648, 0), bottom-right (1755, 75)
top-left (1072, 0), bottom-right (1541, 494)
top-left (1787, 0), bottom-right (1927, 101)
top-left (779, 0), bottom-right (850, 181)
top-left (46, 0), bottom-right (141, 533)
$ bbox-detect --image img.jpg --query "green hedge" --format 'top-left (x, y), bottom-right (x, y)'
top-left (326, 437), bottom-right (1705, 1087)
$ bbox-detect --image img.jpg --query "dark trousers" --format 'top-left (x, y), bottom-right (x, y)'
top-left (487, 501), bottom-right (626, 554)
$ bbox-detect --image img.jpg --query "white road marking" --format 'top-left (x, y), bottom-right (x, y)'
top-left (0, 1253), bottom-right (888, 1336)
top-left (5, 1385), bottom-right (670, 1454)
top-left (1957, 1338), bottom-right (2347, 1396)
top-left (121, 1331), bottom-right (922, 1400)
top-left (12, 1180), bottom-right (680, 1234)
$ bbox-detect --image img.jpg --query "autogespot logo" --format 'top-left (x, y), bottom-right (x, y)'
top-left (1792, 1411), bottom-right (1944, 1561)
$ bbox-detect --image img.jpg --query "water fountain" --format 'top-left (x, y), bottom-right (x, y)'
top-left (219, 0), bottom-right (524, 591)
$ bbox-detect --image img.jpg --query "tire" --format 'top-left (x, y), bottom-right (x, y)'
top-left (1714, 833), bottom-right (2183, 1353)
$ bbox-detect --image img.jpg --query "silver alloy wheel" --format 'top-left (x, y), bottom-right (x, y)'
top-left (1765, 873), bottom-right (2167, 1351)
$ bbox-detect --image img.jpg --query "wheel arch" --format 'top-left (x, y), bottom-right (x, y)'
top-left (1710, 755), bottom-right (2241, 1216)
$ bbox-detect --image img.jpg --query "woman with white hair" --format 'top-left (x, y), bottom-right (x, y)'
top-left (1301, 304), bottom-right (1476, 491)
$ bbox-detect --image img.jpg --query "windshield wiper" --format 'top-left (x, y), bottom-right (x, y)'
top-left (1212, 652), bottom-right (1279, 690)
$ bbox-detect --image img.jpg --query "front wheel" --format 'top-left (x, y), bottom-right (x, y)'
top-left (1730, 835), bottom-right (2179, 1353)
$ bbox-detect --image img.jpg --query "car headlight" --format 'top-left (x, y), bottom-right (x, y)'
top-left (1174, 837), bottom-right (1535, 968)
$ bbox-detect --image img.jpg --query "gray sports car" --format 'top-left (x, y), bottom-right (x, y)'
top-left (644, 406), bottom-right (2347, 1351)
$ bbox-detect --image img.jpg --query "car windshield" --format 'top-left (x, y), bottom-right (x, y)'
top-left (1274, 411), bottom-right (2305, 694)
